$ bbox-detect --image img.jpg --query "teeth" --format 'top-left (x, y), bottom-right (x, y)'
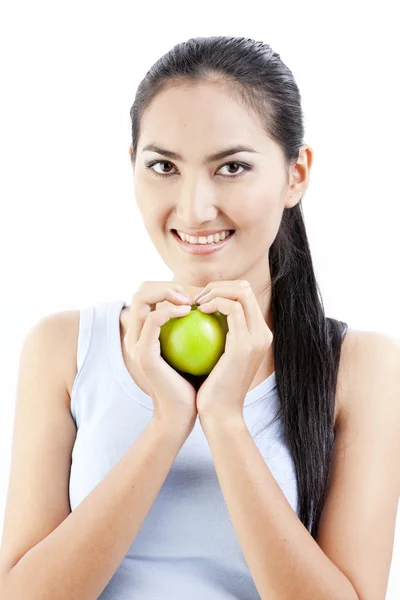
top-left (176, 230), bottom-right (232, 245)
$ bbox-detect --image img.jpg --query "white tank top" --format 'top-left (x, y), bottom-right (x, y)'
top-left (68, 299), bottom-right (298, 599)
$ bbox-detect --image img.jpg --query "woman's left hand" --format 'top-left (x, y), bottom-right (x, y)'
top-left (194, 280), bottom-right (273, 425)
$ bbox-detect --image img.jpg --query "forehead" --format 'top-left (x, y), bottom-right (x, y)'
top-left (139, 81), bottom-right (275, 155)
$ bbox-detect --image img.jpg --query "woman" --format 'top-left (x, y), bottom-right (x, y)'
top-left (1, 36), bottom-right (399, 600)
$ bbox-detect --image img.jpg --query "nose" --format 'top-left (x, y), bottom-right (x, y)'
top-left (175, 177), bottom-right (218, 225)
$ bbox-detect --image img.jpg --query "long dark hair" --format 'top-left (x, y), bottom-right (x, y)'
top-left (129, 36), bottom-right (348, 539)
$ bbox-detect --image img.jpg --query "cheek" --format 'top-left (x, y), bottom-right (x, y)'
top-left (134, 181), bottom-right (168, 228)
top-left (134, 174), bottom-right (158, 209)
top-left (240, 191), bottom-right (284, 248)
top-left (141, 208), bottom-right (169, 238)
top-left (240, 189), bottom-right (281, 225)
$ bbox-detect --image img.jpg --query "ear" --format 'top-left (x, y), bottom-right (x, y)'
top-left (284, 144), bottom-right (313, 209)
top-left (128, 144), bottom-right (133, 161)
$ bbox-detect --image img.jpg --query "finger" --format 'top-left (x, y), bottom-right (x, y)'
top-left (138, 303), bottom-right (192, 368)
top-left (138, 281), bottom-right (193, 309)
top-left (198, 297), bottom-right (249, 341)
top-left (155, 299), bottom-right (175, 310)
top-left (127, 284), bottom-right (193, 348)
top-left (194, 279), bottom-right (242, 302)
top-left (197, 285), bottom-right (262, 336)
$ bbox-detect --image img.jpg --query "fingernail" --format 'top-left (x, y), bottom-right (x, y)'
top-left (176, 304), bottom-right (192, 313)
top-left (197, 303), bottom-right (210, 312)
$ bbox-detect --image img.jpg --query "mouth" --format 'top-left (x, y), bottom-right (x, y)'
top-left (171, 229), bottom-right (235, 255)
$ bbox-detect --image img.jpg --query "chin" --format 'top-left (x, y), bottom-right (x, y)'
top-left (176, 267), bottom-right (239, 287)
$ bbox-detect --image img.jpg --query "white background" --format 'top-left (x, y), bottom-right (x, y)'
top-left (0, 0), bottom-right (399, 597)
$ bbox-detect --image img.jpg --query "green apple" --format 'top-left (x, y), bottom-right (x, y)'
top-left (159, 304), bottom-right (229, 376)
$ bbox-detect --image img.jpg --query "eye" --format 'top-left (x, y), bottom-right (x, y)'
top-left (218, 162), bottom-right (251, 178)
top-left (144, 160), bottom-right (252, 179)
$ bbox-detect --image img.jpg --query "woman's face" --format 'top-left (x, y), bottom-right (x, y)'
top-left (131, 80), bottom-right (310, 290)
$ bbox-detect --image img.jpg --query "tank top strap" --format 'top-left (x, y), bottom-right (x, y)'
top-left (70, 301), bottom-right (116, 422)
top-left (76, 304), bottom-right (94, 372)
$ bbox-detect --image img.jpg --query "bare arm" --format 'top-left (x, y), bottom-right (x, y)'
top-left (2, 420), bottom-right (184, 600)
top-left (0, 312), bottom-right (187, 600)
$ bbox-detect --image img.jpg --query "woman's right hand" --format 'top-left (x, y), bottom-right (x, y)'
top-left (123, 281), bottom-right (198, 441)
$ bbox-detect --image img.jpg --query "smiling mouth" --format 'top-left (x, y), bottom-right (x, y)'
top-left (171, 229), bottom-right (235, 245)
top-left (170, 229), bottom-right (236, 255)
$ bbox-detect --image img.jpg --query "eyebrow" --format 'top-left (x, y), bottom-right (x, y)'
top-left (142, 144), bottom-right (258, 164)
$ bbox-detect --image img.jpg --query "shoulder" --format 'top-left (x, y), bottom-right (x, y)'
top-left (27, 309), bottom-right (81, 405)
top-left (337, 328), bottom-right (400, 429)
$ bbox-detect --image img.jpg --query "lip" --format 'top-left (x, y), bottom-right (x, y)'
top-left (171, 229), bottom-right (235, 255)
